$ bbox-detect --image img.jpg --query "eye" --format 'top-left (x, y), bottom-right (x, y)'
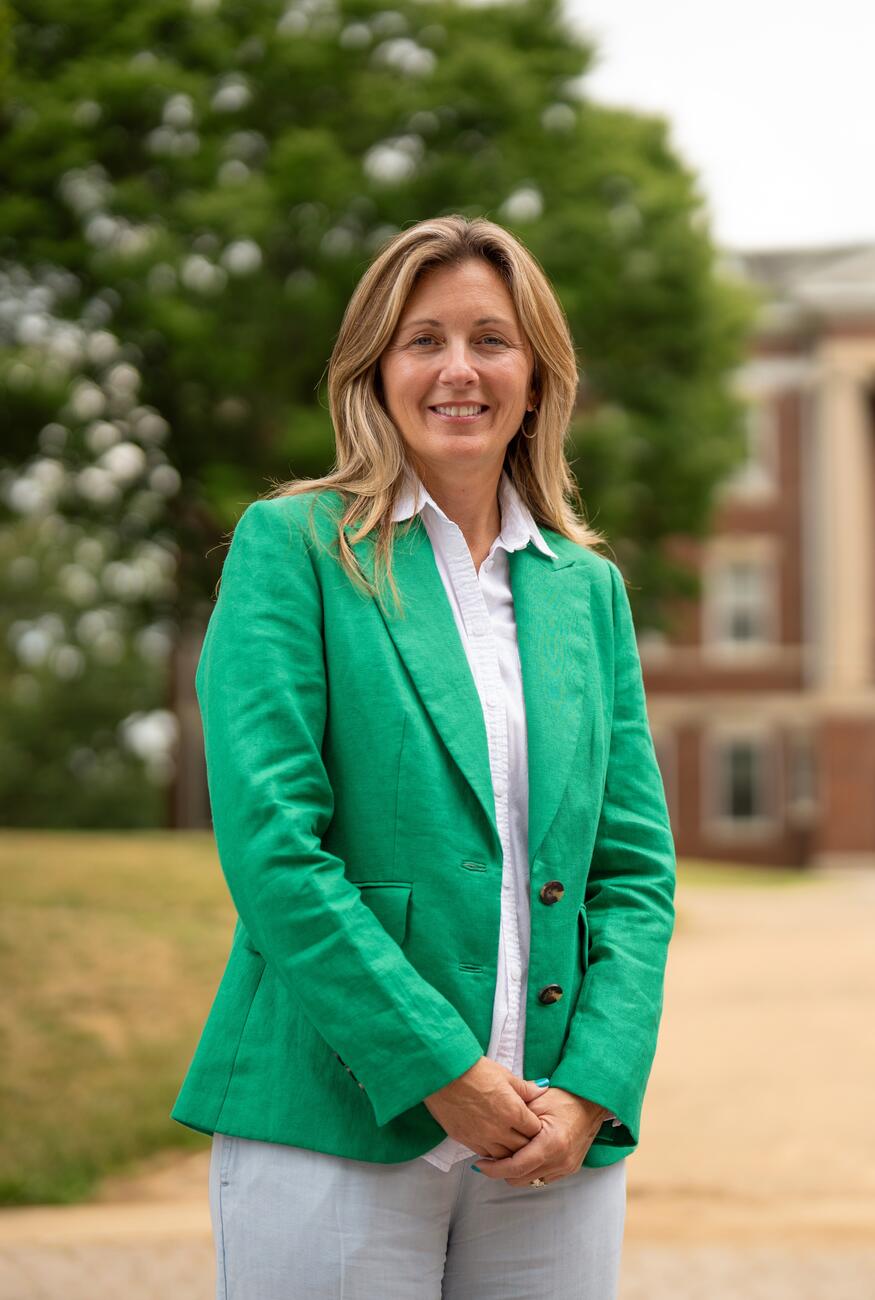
top-left (408, 334), bottom-right (507, 347)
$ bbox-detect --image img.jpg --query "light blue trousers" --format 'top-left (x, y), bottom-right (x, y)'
top-left (209, 1131), bottom-right (627, 1299)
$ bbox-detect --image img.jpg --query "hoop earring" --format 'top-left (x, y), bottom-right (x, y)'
top-left (521, 424), bottom-right (537, 439)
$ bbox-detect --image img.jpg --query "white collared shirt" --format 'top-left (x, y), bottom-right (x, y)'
top-left (389, 467), bottom-right (618, 1171)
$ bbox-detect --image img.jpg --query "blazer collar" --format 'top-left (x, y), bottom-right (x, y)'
top-left (345, 485), bottom-right (595, 864)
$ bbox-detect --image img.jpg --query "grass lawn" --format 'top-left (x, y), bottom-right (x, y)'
top-left (0, 830), bottom-right (820, 1205)
top-left (0, 830), bottom-right (236, 1205)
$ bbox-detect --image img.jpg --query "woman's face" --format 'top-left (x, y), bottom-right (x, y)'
top-left (379, 258), bottom-right (536, 477)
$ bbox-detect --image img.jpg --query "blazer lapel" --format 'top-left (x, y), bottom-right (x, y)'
top-left (347, 516), bottom-right (595, 865)
top-left (508, 543), bottom-right (594, 864)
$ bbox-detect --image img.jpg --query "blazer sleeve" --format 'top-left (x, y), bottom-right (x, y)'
top-left (195, 497), bottom-right (484, 1127)
top-left (548, 557), bottom-right (676, 1149)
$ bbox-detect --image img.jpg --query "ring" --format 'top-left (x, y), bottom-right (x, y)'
top-left (529, 1177), bottom-right (547, 1187)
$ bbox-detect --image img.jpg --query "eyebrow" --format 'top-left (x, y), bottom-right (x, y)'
top-left (400, 316), bottom-right (516, 329)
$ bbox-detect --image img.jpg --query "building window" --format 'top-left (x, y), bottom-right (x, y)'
top-left (705, 729), bottom-right (778, 836)
top-left (710, 559), bottom-right (771, 647)
top-left (721, 738), bottom-right (765, 819)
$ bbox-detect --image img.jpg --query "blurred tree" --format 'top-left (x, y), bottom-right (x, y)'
top-left (0, 0), bottom-right (758, 825)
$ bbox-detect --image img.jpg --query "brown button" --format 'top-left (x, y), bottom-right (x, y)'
top-left (538, 880), bottom-right (565, 905)
top-left (537, 984), bottom-right (564, 1004)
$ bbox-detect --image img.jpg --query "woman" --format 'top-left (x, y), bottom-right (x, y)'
top-left (172, 214), bottom-right (676, 1298)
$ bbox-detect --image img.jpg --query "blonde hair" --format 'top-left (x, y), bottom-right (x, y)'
top-left (256, 214), bottom-right (608, 612)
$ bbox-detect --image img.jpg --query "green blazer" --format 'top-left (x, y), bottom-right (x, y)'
top-left (170, 488), bottom-right (676, 1169)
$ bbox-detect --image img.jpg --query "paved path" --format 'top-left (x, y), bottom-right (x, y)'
top-left (2, 867), bottom-right (873, 1297)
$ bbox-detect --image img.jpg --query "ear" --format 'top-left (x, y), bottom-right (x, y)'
top-left (528, 358), bottom-right (541, 409)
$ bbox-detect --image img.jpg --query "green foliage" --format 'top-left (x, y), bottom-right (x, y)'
top-left (0, 507), bottom-right (178, 827)
top-left (0, 0), bottom-right (757, 825)
top-left (2, 0), bottom-right (754, 534)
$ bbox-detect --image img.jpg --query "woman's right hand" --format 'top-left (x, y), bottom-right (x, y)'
top-left (423, 1057), bottom-right (549, 1158)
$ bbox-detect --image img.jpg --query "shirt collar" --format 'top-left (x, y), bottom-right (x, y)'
top-left (390, 466), bottom-right (559, 560)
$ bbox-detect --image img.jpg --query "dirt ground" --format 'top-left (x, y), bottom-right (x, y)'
top-left (2, 866), bottom-right (873, 1298)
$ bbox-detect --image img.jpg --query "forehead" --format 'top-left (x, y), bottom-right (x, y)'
top-left (399, 259), bottom-right (518, 322)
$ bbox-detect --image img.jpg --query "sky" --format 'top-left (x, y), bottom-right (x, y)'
top-left (564, 0), bottom-right (874, 255)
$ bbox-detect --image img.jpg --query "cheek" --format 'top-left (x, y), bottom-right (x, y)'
top-left (383, 360), bottom-right (430, 409)
top-left (490, 354), bottom-right (532, 392)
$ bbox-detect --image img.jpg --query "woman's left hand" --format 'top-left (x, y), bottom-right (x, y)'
top-left (471, 1088), bottom-right (609, 1187)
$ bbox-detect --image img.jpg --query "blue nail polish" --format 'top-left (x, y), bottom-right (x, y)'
top-left (470, 1164), bottom-right (482, 1173)
top-left (535, 1077), bottom-right (550, 1086)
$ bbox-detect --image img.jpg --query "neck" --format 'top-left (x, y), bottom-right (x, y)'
top-left (410, 460), bottom-right (503, 556)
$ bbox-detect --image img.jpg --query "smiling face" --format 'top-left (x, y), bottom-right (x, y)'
top-left (379, 258), bottom-right (537, 478)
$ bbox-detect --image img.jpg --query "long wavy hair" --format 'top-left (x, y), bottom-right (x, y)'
top-left (255, 214), bottom-right (607, 613)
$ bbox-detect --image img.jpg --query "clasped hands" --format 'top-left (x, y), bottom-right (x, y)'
top-left (423, 1056), bottom-right (610, 1188)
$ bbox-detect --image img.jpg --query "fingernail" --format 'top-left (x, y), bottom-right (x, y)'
top-left (535, 1077), bottom-right (550, 1086)
top-left (470, 1165), bottom-right (482, 1173)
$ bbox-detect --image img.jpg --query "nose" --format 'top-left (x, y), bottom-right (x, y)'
top-left (437, 339), bottom-right (479, 387)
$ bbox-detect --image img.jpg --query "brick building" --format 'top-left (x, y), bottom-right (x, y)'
top-left (642, 242), bottom-right (875, 870)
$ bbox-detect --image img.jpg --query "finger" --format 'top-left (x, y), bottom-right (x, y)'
top-left (476, 1125), bottom-right (539, 1158)
top-left (508, 1125), bottom-right (541, 1142)
top-left (514, 1106), bottom-right (543, 1139)
top-left (474, 1129), bottom-right (552, 1178)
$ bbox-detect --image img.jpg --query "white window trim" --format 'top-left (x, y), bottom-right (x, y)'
top-left (702, 540), bottom-right (779, 661)
top-left (702, 724), bottom-right (781, 839)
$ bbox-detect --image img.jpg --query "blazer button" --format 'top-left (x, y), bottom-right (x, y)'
top-left (537, 984), bottom-right (564, 1004)
top-left (538, 880), bottom-right (565, 905)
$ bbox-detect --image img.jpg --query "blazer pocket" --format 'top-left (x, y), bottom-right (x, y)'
top-left (353, 881), bottom-right (413, 946)
top-left (578, 902), bottom-right (590, 974)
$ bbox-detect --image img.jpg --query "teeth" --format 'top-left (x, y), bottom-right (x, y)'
top-left (433, 405), bottom-right (486, 417)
